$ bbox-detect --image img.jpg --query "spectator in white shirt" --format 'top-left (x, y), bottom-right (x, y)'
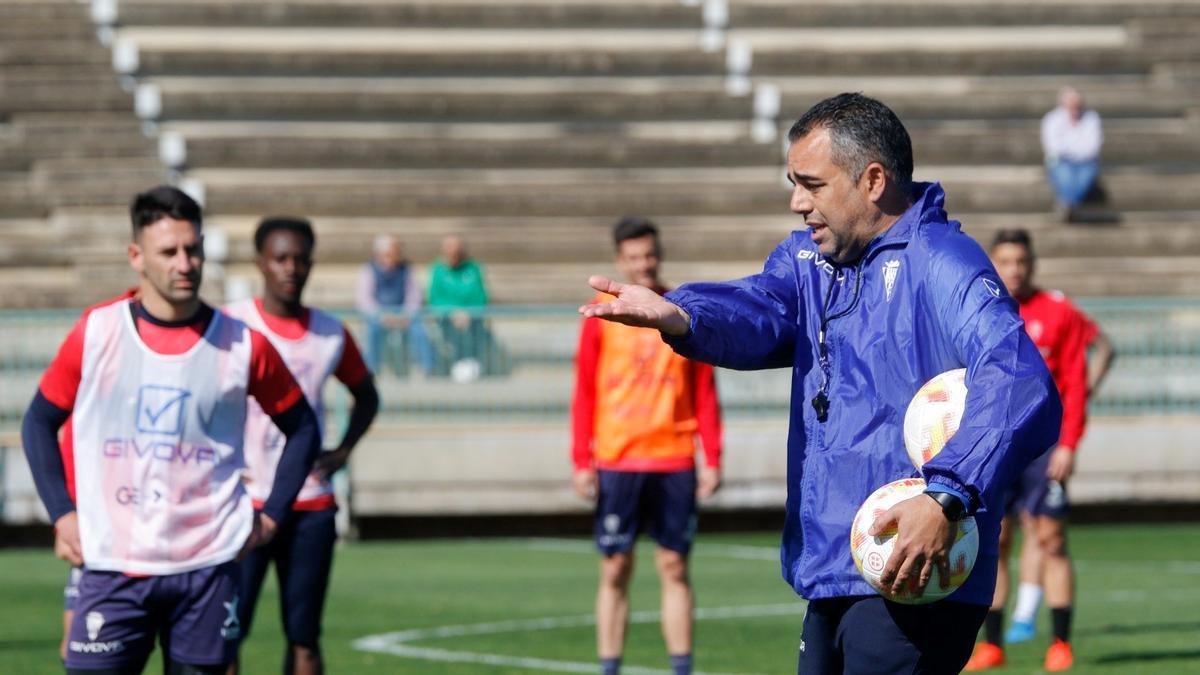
top-left (1040, 87), bottom-right (1103, 222)
top-left (356, 234), bottom-right (435, 376)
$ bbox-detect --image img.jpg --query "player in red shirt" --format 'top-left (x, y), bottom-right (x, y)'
top-left (572, 218), bottom-right (723, 675)
top-left (966, 229), bottom-right (1115, 672)
top-left (23, 186), bottom-right (321, 674)
top-left (223, 217), bottom-right (378, 675)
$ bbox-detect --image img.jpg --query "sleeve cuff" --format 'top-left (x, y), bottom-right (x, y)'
top-left (923, 481), bottom-right (972, 515)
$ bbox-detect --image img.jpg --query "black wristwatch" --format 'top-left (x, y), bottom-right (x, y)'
top-left (926, 491), bottom-right (967, 522)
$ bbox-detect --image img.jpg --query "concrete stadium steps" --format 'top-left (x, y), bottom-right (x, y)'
top-left (148, 77), bottom-right (754, 122)
top-left (114, 0), bottom-right (705, 29)
top-left (184, 165), bottom-right (1200, 218)
top-left (726, 0), bottom-right (1200, 28)
top-left (126, 29), bottom-right (724, 78)
top-left (141, 75), bottom-right (1199, 124)
top-left (110, 0), bottom-right (1200, 30)
top-left (177, 130), bottom-right (775, 171)
top-left (197, 172), bottom-right (785, 219)
top-left (0, 19), bottom-right (97, 41)
top-left (0, 1), bottom-right (91, 21)
top-left (774, 79), bottom-right (1200, 121)
top-left (0, 218), bottom-right (116, 269)
top-left (909, 121), bottom-right (1200, 166)
top-left (750, 46), bottom-right (1146, 78)
top-left (119, 26), bottom-right (1142, 79)
top-left (204, 212), bottom-right (1200, 266)
top-left (167, 119), bottom-right (1200, 170)
top-left (0, 42), bottom-right (110, 68)
top-left (0, 129), bottom-right (156, 171)
top-left (0, 159), bottom-right (168, 218)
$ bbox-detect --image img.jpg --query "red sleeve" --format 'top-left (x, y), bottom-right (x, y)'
top-left (1077, 309), bottom-right (1099, 347)
top-left (1056, 306), bottom-right (1092, 451)
top-left (570, 316), bottom-right (601, 471)
top-left (247, 329), bottom-right (305, 416)
top-left (333, 326), bottom-right (370, 388)
top-left (692, 360), bottom-right (723, 468)
top-left (38, 317), bottom-right (87, 411)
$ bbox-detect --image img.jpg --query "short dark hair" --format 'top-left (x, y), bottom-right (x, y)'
top-left (787, 93), bottom-right (914, 191)
top-left (991, 228), bottom-right (1035, 257)
top-left (255, 216), bottom-right (315, 253)
top-left (129, 185), bottom-right (202, 238)
top-left (612, 216), bottom-right (660, 251)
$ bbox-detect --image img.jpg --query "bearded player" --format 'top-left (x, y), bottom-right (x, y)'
top-left (23, 186), bottom-right (321, 674)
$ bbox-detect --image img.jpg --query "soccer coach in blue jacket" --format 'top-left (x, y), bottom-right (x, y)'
top-left (581, 93), bottom-right (1062, 674)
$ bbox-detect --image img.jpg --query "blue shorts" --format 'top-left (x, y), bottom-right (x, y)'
top-left (594, 469), bottom-right (697, 556)
top-left (238, 508), bottom-right (337, 649)
top-left (65, 561), bottom-right (240, 670)
top-left (798, 596), bottom-right (987, 675)
top-left (1007, 449), bottom-right (1069, 519)
top-left (63, 565), bottom-right (83, 611)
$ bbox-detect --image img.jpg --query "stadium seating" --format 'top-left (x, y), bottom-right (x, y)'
top-left (1, 0), bottom-right (1199, 305)
top-left (2, 1), bottom-right (1199, 519)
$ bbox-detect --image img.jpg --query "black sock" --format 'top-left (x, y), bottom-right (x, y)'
top-left (670, 653), bottom-right (692, 675)
top-left (601, 656), bottom-right (621, 675)
top-left (984, 609), bottom-right (1004, 646)
top-left (1051, 606), bottom-right (1073, 643)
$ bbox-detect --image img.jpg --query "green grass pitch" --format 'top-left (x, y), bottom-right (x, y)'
top-left (2, 524), bottom-right (1198, 673)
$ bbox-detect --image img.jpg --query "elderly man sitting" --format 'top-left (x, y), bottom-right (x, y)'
top-left (1040, 87), bottom-right (1103, 222)
top-left (356, 234), bottom-right (434, 377)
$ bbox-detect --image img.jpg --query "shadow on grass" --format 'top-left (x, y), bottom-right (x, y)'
top-left (0, 637), bottom-right (59, 650)
top-left (1079, 621), bottom-right (1200, 638)
top-left (1092, 649), bottom-right (1200, 665)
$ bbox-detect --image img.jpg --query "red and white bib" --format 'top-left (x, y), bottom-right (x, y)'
top-left (223, 299), bottom-right (344, 509)
top-left (72, 300), bottom-right (253, 575)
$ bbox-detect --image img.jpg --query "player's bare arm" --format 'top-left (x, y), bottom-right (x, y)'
top-left (697, 466), bottom-right (721, 499)
top-left (1088, 330), bottom-right (1116, 395)
top-left (572, 469), bottom-right (598, 501)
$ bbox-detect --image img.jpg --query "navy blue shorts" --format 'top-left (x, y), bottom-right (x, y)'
top-left (798, 596), bottom-right (987, 675)
top-left (63, 565), bottom-right (82, 611)
top-left (595, 469), bottom-right (697, 556)
top-left (238, 508), bottom-right (337, 649)
top-left (64, 561), bottom-right (240, 670)
top-left (1007, 449), bottom-right (1069, 519)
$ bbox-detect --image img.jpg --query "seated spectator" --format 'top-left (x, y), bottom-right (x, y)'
top-left (356, 234), bottom-right (434, 377)
top-left (428, 235), bottom-right (509, 380)
top-left (1041, 87), bottom-right (1103, 222)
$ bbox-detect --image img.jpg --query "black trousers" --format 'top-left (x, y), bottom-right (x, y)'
top-left (798, 596), bottom-right (987, 675)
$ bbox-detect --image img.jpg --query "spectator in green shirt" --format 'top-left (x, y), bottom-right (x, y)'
top-left (428, 235), bottom-right (489, 309)
top-left (428, 235), bottom-right (508, 379)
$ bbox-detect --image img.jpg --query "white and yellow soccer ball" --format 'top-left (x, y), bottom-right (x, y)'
top-left (903, 368), bottom-right (968, 469)
top-left (850, 477), bottom-right (979, 604)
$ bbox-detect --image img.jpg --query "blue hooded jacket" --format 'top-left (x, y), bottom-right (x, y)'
top-left (664, 182), bottom-right (1061, 605)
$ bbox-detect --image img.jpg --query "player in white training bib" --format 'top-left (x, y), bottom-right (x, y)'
top-left (223, 217), bottom-right (379, 675)
top-left (23, 187), bottom-right (322, 674)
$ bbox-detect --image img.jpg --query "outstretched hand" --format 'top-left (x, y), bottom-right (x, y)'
top-left (579, 276), bottom-right (691, 336)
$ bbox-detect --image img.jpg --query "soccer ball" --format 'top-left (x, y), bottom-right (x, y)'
top-left (850, 478), bottom-right (978, 604)
top-left (902, 368), bottom-right (968, 469)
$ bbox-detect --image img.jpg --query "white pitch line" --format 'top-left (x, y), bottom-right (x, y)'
top-left (353, 603), bottom-right (805, 675)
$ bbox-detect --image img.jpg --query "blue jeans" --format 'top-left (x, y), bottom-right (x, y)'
top-left (364, 313), bottom-right (435, 376)
top-left (1047, 158), bottom-right (1099, 207)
